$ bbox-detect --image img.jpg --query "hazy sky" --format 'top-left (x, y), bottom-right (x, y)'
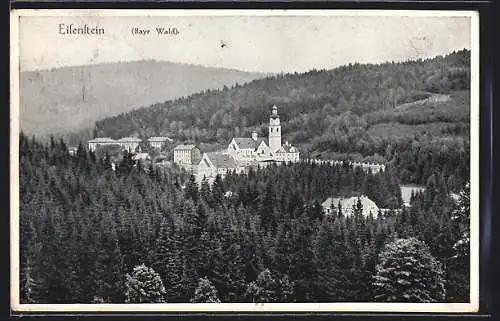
top-left (17, 11), bottom-right (473, 73)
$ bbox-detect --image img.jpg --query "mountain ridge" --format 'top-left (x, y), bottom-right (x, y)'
top-left (19, 60), bottom-right (267, 137)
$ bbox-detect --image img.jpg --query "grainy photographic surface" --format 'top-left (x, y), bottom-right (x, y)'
top-left (10, 9), bottom-right (479, 312)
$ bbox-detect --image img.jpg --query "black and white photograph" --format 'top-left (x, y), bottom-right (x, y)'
top-left (10, 9), bottom-right (479, 312)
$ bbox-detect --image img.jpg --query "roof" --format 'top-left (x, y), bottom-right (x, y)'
top-left (88, 137), bottom-right (116, 143)
top-left (118, 137), bottom-right (142, 142)
top-left (148, 136), bottom-right (172, 142)
top-left (132, 153), bottom-right (150, 160)
top-left (233, 137), bottom-right (268, 150)
top-left (322, 195), bottom-right (379, 217)
top-left (205, 152), bottom-right (239, 169)
top-left (277, 144), bottom-right (298, 153)
top-left (174, 144), bottom-right (198, 151)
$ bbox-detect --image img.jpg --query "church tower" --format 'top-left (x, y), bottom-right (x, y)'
top-left (268, 105), bottom-right (281, 152)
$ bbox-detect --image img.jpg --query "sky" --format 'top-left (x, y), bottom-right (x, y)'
top-left (16, 11), bottom-right (474, 73)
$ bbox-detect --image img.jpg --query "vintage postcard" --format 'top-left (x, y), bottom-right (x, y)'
top-left (10, 9), bottom-right (479, 313)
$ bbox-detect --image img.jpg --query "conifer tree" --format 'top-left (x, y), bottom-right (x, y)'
top-left (245, 269), bottom-right (294, 303)
top-left (124, 264), bottom-right (166, 303)
top-left (191, 277), bottom-right (221, 303)
top-left (373, 237), bottom-right (445, 302)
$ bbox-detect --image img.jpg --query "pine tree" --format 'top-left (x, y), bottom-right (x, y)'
top-left (124, 264), bottom-right (166, 303)
top-left (373, 237), bottom-right (445, 302)
top-left (191, 277), bottom-right (221, 303)
top-left (245, 268), bottom-right (294, 303)
top-left (151, 218), bottom-right (184, 302)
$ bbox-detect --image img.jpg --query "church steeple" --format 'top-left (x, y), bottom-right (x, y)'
top-left (268, 105), bottom-right (281, 152)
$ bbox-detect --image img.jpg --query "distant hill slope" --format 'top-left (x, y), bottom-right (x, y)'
top-left (19, 60), bottom-right (266, 137)
top-left (94, 49), bottom-right (470, 187)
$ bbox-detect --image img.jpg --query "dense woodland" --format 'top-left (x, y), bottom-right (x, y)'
top-left (94, 50), bottom-right (470, 188)
top-left (19, 134), bottom-right (469, 304)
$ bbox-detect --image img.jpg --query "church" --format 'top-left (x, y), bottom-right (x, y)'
top-left (226, 105), bottom-right (300, 165)
top-left (195, 105), bottom-right (300, 182)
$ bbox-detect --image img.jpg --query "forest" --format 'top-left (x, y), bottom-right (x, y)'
top-left (19, 133), bottom-right (470, 304)
top-left (92, 50), bottom-right (470, 189)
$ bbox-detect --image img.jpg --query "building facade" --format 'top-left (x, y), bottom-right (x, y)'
top-left (148, 136), bottom-right (172, 149)
top-left (197, 152), bottom-right (244, 180)
top-left (118, 137), bottom-right (142, 152)
top-left (274, 141), bottom-right (300, 162)
top-left (173, 144), bottom-right (202, 166)
top-left (87, 138), bottom-right (120, 152)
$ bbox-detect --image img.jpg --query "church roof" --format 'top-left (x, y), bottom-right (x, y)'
top-left (205, 152), bottom-right (239, 169)
top-left (233, 137), bottom-right (268, 150)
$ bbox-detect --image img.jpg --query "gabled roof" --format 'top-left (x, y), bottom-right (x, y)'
top-left (174, 144), bottom-right (198, 151)
top-left (277, 144), bottom-right (298, 153)
top-left (118, 137), bottom-right (142, 142)
top-left (88, 137), bottom-right (116, 143)
top-left (205, 152), bottom-right (239, 169)
top-left (148, 136), bottom-right (172, 142)
top-left (322, 195), bottom-right (379, 217)
top-left (232, 137), bottom-right (268, 150)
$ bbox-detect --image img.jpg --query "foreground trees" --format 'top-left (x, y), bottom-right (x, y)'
top-left (373, 238), bottom-right (445, 302)
top-left (124, 264), bottom-right (166, 303)
top-left (19, 133), bottom-right (469, 303)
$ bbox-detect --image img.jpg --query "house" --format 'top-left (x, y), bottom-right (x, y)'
top-left (274, 141), bottom-right (300, 163)
top-left (197, 152), bottom-right (244, 179)
top-left (227, 131), bottom-right (274, 164)
top-left (148, 136), bottom-right (172, 149)
top-left (322, 195), bottom-right (380, 218)
top-left (117, 137), bottom-right (142, 152)
top-left (87, 137), bottom-right (118, 152)
top-left (173, 144), bottom-right (202, 166)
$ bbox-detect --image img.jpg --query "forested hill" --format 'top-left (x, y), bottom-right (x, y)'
top-left (20, 60), bottom-right (266, 138)
top-left (95, 49), bottom-right (470, 188)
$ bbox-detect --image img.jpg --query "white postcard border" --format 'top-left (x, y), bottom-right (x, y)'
top-left (10, 9), bottom-right (480, 313)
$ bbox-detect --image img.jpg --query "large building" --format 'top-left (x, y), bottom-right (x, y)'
top-left (322, 195), bottom-right (380, 218)
top-left (173, 144), bottom-right (202, 166)
top-left (88, 138), bottom-right (120, 152)
top-left (117, 137), bottom-right (142, 152)
top-left (274, 141), bottom-right (300, 162)
top-left (88, 137), bottom-right (142, 152)
top-left (226, 105), bottom-right (299, 164)
top-left (148, 136), bottom-right (172, 149)
top-left (197, 152), bottom-right (245, 180)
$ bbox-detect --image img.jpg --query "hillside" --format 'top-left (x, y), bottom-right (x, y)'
top-left (94, 49), bottom-right (470, 187)
top-left (19, 60), bottom-right (266, 137)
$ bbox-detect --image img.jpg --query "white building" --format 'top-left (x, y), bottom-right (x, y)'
top-left (322, 195), bottom-right (380, 218)
top-left (117, 137), bottom-right (142, 152)
top-left (226, 105), bottom-right (300, 164)
top-left (173, 144), bottom-right (202, 166)
top-left (87, 137), bottom-right (119, 152)
top-left (268, 105), bottom-right (281, 152)
top-left (148, 136), bottom-right (172, 149)
top-left (197, 152), bottom-right (244, 180)
top-left (275, 141), bottom-right (300, 163)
